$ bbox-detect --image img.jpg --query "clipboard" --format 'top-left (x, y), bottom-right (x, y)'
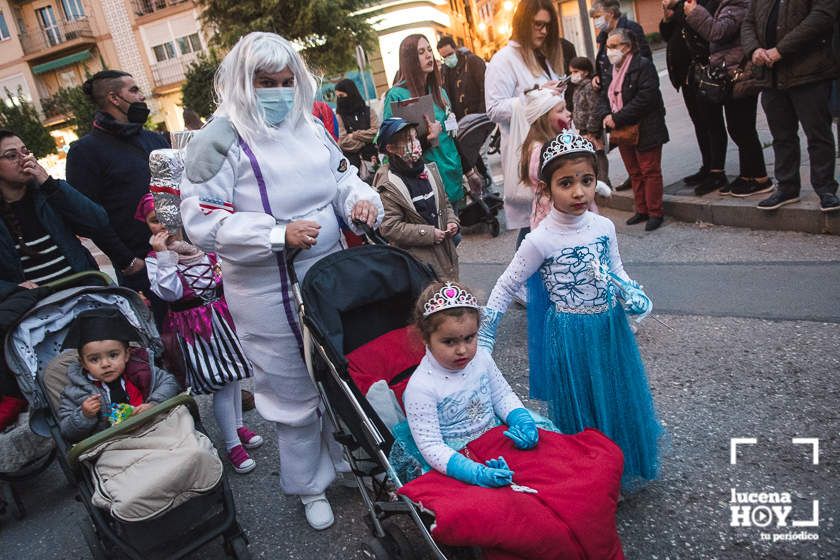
top-left (390, 94), bottom-right (434, 138)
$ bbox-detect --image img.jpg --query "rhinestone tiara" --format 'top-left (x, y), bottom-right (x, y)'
top-left (422, 282), bottom-right (480, 317)
top-left (540, 128), bottom-right (596, 173)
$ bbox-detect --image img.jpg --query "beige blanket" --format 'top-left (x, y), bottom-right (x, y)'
top-left (79, 405), bottom-right (223, 522)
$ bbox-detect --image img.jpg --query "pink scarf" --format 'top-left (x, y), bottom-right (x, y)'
top-left (608, 53), bottom-right (634, 113)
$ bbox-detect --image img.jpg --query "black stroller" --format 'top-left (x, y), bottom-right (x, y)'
top-left (286, 241), bottom-right (465, 559)
top-left (455, 113), bottom-right (503, 237)
top-left (4, 271), bottom-right (251, 560)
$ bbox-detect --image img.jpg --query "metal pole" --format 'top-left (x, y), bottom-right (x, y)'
top-left (577, 0), bottom-right (595, 59)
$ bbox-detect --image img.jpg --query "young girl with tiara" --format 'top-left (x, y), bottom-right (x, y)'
top-left (136, 194), bottom-right (263, 474)
top-left (390, 280), bottom-right (557, 486)
top-left (479, 129), bottom-right (663, 491)
top-left (512, 88), bottom-right (611, 232)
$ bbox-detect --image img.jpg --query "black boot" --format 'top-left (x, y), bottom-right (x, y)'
top-left (626, 213), bottom-right (649, 225)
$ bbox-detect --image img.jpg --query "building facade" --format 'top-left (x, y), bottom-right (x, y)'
top-left (0, 0), bottom-right (206, 150)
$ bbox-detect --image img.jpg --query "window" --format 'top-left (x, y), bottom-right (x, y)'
top-left (175, 32), bottom-right (202, 55)
top-left (0, 12), bottom-right (10, 41)
top-left (36, 6), bottom-right (61, 47)
top-left (61, 0), bottom-right (85, 21)
top-left (152, 41), bottom-right (177, 62)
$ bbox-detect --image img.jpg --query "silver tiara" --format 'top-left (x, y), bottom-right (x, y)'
top-left (423, 282), bottom-right (480, 317)
top-left (540, 129), bottom-right (595, 172)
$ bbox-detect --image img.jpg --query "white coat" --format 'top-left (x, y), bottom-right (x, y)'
top-left (180, 115), bottom-right (383, 494)
top-left (485, 41), bottom-right (559, 230)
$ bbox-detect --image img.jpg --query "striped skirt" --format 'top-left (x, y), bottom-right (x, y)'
top-left (176, 306), bottom-right (253, 395)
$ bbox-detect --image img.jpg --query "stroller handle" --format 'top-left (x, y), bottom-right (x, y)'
top-left (284, 220), bottom-right (387, 282)
top-left (44, 271), bottom-right (115, 291)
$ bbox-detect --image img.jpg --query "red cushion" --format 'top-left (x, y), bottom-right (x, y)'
top-left (345, 326), bottom-right (425, 406)
top-left (0, 395), bottom-right (27, 431)
top-left (398, 427), bottom-right (625, 560)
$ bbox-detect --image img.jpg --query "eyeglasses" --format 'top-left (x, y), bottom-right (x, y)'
top-left (533, 20), bottom-right (551, 31)
top-left (0, 147), bottom-right (30, 162)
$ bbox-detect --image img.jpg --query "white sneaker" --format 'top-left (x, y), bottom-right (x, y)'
top-left (301, 493), bottom-right (334, 530)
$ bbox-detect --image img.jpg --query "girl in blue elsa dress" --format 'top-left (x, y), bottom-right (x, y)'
top-left (479, 129), bottom-right (664, 491)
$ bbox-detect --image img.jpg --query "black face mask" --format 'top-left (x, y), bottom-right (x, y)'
top-left (117, 95), bottom-right (150, 124)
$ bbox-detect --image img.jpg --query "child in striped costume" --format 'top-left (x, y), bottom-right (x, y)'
top-left (136, 194), bottom-right (262, 473)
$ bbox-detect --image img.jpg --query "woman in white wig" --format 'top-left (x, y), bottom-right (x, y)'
top-left (179, 32), bottom-right (383, 530)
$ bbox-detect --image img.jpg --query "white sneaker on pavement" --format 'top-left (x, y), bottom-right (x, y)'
top-left (301, 493), bottom-right (334, 530)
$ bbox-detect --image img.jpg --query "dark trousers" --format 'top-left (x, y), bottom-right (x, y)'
top-left (701, 94), bottom-right (767, 177)
top-left (116, 267), bottom-right (168, 330)
top-left (682, 84), bottom-right (712, 171)
top-left (761, 81), bottom-right (838, 196)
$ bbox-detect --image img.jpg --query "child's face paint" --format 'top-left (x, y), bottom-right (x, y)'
top-left (80, 340), bottom-right (130, 384)
top-left (390, 128), bottom-right (423, 164)
top-left (547, 157), bottom-right (597, 216)
top-left (427, 313), bottom-right (479, 370)
top-left (549, 103), bottom-right (572, 134)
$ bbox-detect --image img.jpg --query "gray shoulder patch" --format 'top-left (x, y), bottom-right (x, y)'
top-left (183, 117), bottom-right (238, 183)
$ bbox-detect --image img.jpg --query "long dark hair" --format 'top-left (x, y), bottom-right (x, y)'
top-left (397, 34), bottom-right (446, 110)
top-left (0, 129), bottom-right (38, 257)
top-left (511, 0), bottom-right (565, 77)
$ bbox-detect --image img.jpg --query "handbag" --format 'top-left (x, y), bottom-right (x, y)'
top-left (695, 63), bottom-right (732, 104)
top-left (609, 123), bottom-right (640, 147)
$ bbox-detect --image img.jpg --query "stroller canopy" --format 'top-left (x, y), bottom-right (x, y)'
top-left (300, 245), bottom-right (436, 364)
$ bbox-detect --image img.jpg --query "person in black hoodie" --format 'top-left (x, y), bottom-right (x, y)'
top-left (334, 79), bottom-right (380, 184)
top-left (660, 0), bottom-right (720, 185)
top-left (66, 71), bottom-right (170, 325)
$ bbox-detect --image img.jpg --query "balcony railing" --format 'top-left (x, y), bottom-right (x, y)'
top-left (130, 0), bottom-right (189, 17)
top-left (150, 51), bottom-right (201, 88)
top-left (18, 18), bottom-right (93, 56)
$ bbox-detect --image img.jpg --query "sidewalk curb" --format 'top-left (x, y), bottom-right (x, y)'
top-left (598, 187), bottom-right (840, 235)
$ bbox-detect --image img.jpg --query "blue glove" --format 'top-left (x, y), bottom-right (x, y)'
top-left (504, 408), bottom-right (539, 449)
top-left (477, 306), bottom-right (503, 352)
top-left (623, 284), bottom-right (652, 318)
top-left (446, 452), bottom-right (514, 488)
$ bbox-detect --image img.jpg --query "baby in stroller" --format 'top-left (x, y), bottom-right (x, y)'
top-left (54, 307), bottom-right (223, 525)
top-left (57, 308), bottom-right (180, 442)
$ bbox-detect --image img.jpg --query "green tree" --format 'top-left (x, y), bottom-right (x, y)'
top-left (194, 0), bottom-right (376, 74)
top-left (0, 89), bottom-right (55, 157)
top-left (181, 50), bottom-right (220, 119)
top-left (40, 85), bottom-right (96, 137)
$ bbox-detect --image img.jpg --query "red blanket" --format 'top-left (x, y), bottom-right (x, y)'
top-left (346, 326), bottom-right (425, 406)
top-left (398, 427), bottom-right (625, 560)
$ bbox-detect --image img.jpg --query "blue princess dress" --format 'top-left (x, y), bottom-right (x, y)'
top-left (483, 208), bottom-right (664, 490)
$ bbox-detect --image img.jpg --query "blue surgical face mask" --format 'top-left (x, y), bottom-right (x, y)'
top-left (255, 87), bottom-right (295, 125)
top-left (443, 53), bottom-right (458, 68)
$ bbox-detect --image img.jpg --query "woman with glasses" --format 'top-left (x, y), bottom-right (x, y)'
top-left (0, 130), bottom-right (108, 298)
top-left (485, 0), bottom-right (573, 247)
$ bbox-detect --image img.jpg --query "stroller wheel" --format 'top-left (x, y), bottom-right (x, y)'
top-left (226, 535), bottom-right (252, 560)
top-left (489, 218), bottom-right (501, 238)
top-left (360, 535), bottom-right (394, 560)
top-left (382, 521), bottom-right (417, 560)
top-left (79, 521), bottom-right (108, 560)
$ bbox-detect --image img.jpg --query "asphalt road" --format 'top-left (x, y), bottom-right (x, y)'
top-left (2, 209), bottom-right (838, 560)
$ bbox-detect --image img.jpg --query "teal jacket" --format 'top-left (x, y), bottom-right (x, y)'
top-left (383, 84), bottom-right (464, 203)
